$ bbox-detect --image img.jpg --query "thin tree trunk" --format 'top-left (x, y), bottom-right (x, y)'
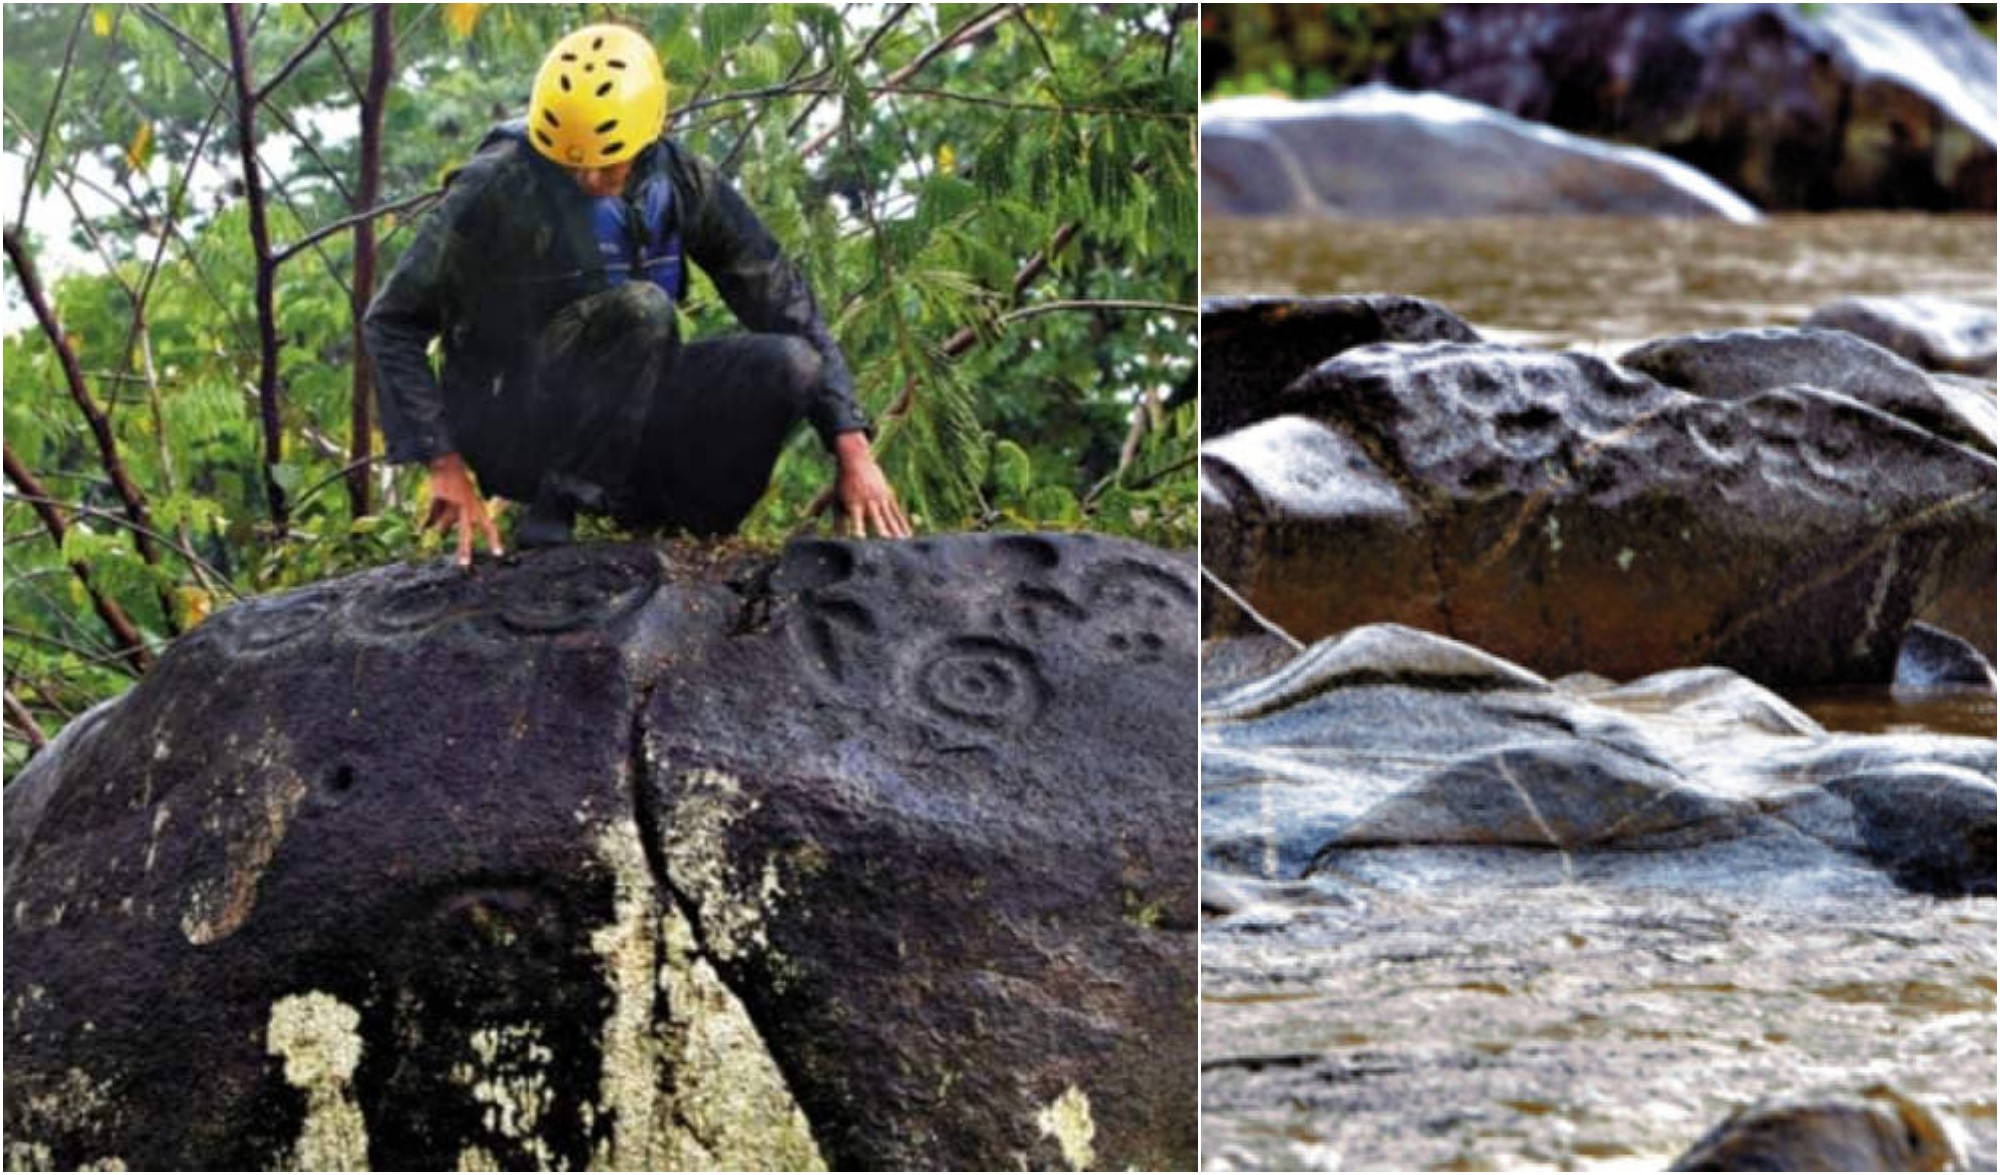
top-left (225, 4), bottom-right (289, 530)
top-left (3, 445), bottom-right (154, 676)
top-left (347, 4), bottom-right (394, 518)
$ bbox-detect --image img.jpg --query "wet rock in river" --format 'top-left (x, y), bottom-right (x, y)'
top-left (1895, 621), bottom-right (1998, 692)
top-left (1202, 624), bottom-right (1997, 896)
top-left (1805, 295), bottom-right (1999, 379)
top-left (1202, 335), bottom-right (1998, 683)
top-left (1388, 4), bottom-right (1997, 211)
top-left (3, 537), bottom-right (1197, 1172)
top-left (1201, 86), bottom-right (1762, 221)
top-left (1202, 295), bottom-right (1480, 439)
top-left (1622, 326), bottom-right (1998, 453)
top-left (1670, 1084), bottom-right (1966, 1171)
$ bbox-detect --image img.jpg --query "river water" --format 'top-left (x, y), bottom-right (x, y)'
top-left (1201, 213), bottom-right (1997, 1171)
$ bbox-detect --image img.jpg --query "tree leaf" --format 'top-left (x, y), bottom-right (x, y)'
top-left (443, 3), bottom-right (485, 41)
top-left (125, 121), bottom-right (154, 172)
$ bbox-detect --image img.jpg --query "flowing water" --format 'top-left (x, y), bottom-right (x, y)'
top-left (1201, 213), bottom-right (1997, 1171)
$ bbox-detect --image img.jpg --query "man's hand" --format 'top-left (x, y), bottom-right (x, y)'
top-left (424, 452), bottom-right (504, 568)
top-left (833, 431), bottom-right (913, 539)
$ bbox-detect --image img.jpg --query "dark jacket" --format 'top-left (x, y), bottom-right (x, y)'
top-left (363, 124), bottom-right (865, 465)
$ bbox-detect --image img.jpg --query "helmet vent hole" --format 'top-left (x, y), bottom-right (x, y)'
top-left (542, 109), bottom-right (560, 128)
top-left (560, 53), bottom-right (576, 62)
top-left (585, 63), bottom-right (595, 72)
top-left (603, 141), bottom-right (627, 157)
top-left (592, 36), bottom-right (604, 49)
top-left (559, 73), bottom-right (571, 92)
top-left (534, 129), bottom-right (555, 147)
top-left (595, 119), bottom-right (618, 134)
top-left (595, 81), bottom-right (613, 98)
top-left (608, 59), bottom-right (626, 70)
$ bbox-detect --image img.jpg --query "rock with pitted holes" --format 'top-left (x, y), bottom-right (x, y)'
top-left (3, 536), bottom-right (1196, 1173)
top-left (1201, 335), bottom-right (1998, 683)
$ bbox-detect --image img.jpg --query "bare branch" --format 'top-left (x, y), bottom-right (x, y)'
top-left (15, 6), bottom-right (89, 230)
top-left (224, 4), bottom-right (290, 528)
top-left (799, 4), bottom-right (1013, 158)
top-left (996, 299), bottom-right (1198, 326)
top-left (346, 4), bottom-right (395, 518)
top-left (3, 688), bottom-right (50, 755)
top-left (271, 188), bottom-right (439, 267)
top-left (252, 3), bottom-right (365, 104)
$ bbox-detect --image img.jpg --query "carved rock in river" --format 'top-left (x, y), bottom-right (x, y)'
top-left (2, 537), bottom-right (1197, 1173)
top-left (1201, 334), bottom-right (1999, 683)
top-left (1387, 4), bottom-right (1998, 211)
top-left (1201, 86), bottom-right (1763, 221)
top-left (1201, 624), bottom-right (1997, 898)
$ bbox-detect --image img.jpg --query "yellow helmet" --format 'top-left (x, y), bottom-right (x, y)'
top-left (528, 25), bottom-right (666, 168)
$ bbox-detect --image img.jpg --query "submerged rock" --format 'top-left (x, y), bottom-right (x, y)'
top-left (1805, 295), bottom-right (1998, 379)
top-left (1201, 86), bottom-right (1762, 221)
top-left (1388, 3), bottom-right (1998, 211)
top-left (1202, 295), bottom-right (1480, 439)
top-left (3, 537), bottom-right (1197, 1172)
top-left (1202, 332), bottom-right (1998, 683)
top-left (1202, 624), bottom-right (1996, 896)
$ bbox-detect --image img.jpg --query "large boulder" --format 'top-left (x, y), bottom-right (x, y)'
top-left (3, 537), bottom-right (1198, 1172)
top-left (1201, 86), bottom-right (1762, 221)
top-left (1201, 295), bottom-right (1481, 439)
top-left (1201, 331), bottom-right (1998, 683)
top-left (1387, 4), bottom-right (1998, 211)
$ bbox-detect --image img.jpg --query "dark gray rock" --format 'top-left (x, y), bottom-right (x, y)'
top-left (3, 537), bottom-right (1197, 1172)
top-left (1203, 623), bottom-right (1997, 897)
top-left (1805, 295), bottom-right (1998, 378)
top-left (1201, 86), bottom-right (1762, 221)
top-left (1202, 337), bottom-right (1998, 683)
top-left (1894, 621), bottom-right (1997, 691)
top-left (1388, 4), bottom-right (1998, 211)
top-left (1671, 1086), bottom-right (1967, 1171)
top-left (1202, 295), bottom-right (1480, 439)
top-left (1621, 326), bottom-right (1998, 452)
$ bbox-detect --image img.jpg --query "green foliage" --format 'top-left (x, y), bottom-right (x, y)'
top-left (1202, 3), bottom-right (1440, 98)
top-left (1, 3), bottom-right (1197, 767)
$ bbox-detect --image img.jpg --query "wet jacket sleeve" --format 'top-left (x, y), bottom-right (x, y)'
top-left (362, 158), bottom-right (498, 466)
top-left (674, 150), bottom-right (869, 446)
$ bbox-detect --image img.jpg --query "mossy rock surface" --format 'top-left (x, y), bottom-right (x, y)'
top-left (5, 535), bottom-right (1197, 1172)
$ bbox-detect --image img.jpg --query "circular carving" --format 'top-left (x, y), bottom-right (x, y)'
top-left (904, 637), bottom-right (1047, 730)
top-left (214, 590), bottom-right (338, 655)
top-left (496, 550), bottom-right (658, 634)
top-left (352, 566), bottom-right (469, 635)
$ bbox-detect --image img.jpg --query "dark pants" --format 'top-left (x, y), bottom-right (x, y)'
top-left (449, 283), bottom-right (820, 536)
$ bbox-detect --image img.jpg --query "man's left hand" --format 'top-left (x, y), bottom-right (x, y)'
top-left (833, 431), bottom-right (913, 539)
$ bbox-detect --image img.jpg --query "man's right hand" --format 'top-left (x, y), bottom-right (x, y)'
top-left (425, 452), bottom-right (504, 568)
